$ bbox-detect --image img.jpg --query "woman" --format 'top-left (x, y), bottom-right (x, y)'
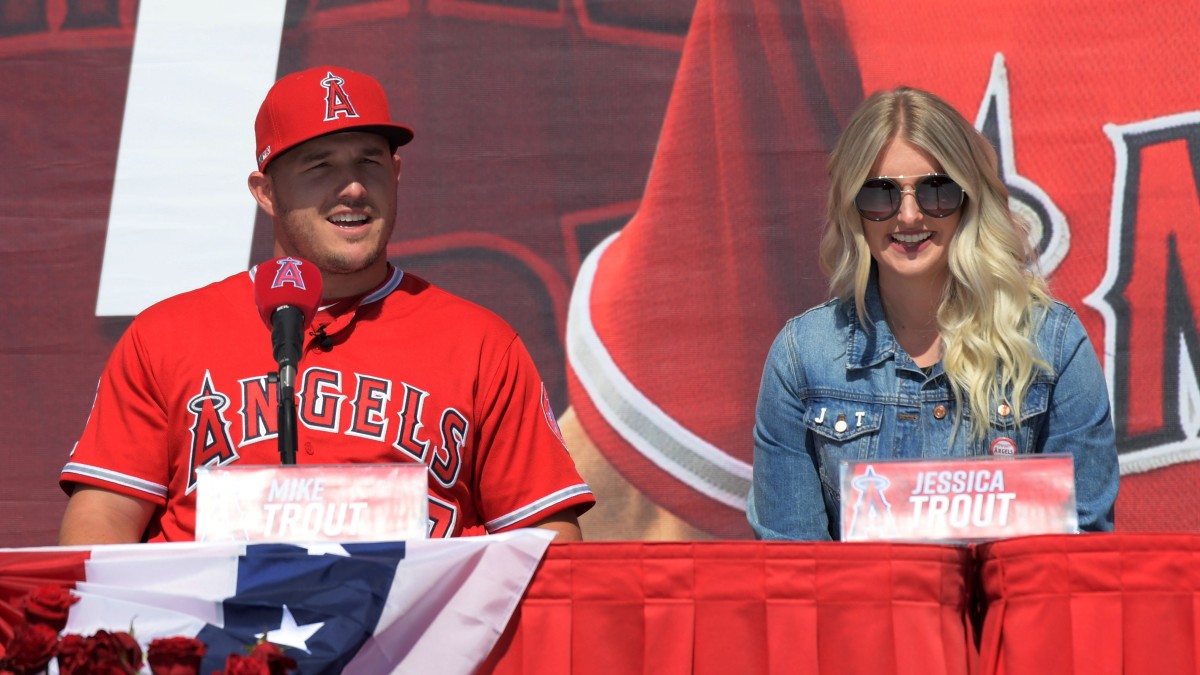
top-left (747, 87), bottom-right (1118, 540)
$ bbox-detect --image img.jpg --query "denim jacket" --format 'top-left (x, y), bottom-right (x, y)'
top-left (747, 280), bottom-right (1119, 540)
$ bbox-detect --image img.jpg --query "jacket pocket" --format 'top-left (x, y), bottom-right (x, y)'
top-left (805, 399), bottom-right (884, 459)
top-left (807, 405), bottom-right (883, 440)
top-left (805, 399), bottom-right (886, 506)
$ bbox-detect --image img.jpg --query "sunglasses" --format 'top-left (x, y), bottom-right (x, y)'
top-left (855, 173), bottom-right (965, 221)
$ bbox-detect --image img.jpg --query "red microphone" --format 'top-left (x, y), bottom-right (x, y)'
top-left (253, 257), bottom-right (322, 465)
top-left (253, 256), bottom-right (323, 371)
top-left (254, 256), bottom-right (322, 328)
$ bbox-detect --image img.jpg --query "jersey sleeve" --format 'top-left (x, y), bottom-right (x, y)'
top-left (60, 319), bottom-right (171, 505)
top-left (474, 335), bottom-right (595, 532)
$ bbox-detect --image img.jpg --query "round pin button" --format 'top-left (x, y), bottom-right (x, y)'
top-left (834, 417), bottom-right (848, 433)
top-left (933, 405), bottom-right (947, 419)
top-left (990, 437), bottom-right (1017, 457)
top-left (997, 402), bottom-right (1012, 417)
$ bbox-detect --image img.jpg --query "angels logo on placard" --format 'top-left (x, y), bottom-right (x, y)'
top-left (845, 465), bottom-right (899, 540)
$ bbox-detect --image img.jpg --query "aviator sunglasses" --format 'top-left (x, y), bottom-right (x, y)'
top-left (855, 173), bottom-right (965, 221)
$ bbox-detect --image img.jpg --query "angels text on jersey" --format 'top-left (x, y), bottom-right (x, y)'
top-left (186, 368), bottom-right (468, 537)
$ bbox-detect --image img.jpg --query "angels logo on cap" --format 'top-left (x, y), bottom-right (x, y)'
top-left (254, 65), bottom-right (414, 171)
top-left (320, 72), bottom-right (359, 122)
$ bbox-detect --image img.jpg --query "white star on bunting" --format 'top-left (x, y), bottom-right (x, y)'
top-left (257, 605), bottom-right (325, 653)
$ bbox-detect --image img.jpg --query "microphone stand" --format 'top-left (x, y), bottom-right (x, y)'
top-left (276, 364), bottom-right (299, 465)
top-left (269, 305), bottom-right (306, 466)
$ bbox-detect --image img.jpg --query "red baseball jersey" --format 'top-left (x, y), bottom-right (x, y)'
top-left (62, 265), bottom-right (594, 542)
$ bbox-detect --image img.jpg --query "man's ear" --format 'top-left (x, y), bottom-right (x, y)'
top-left (392, 151), bottom-right (403, 180)
top-left (247, 171), bottom-right (276, 217)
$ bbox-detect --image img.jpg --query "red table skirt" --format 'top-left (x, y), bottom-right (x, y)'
top-left (977, 533), bottom-right (1200, 675)
top-left (483, 541), bottom-right (974, 675)
top-left (2, 534), bottom-right (1197, 673)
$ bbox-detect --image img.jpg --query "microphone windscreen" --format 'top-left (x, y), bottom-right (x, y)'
top-left (253, 256), bottom-right (324, 329)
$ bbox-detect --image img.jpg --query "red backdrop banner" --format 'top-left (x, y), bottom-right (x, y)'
top-left (0, 0), bottom-right (1197, 544)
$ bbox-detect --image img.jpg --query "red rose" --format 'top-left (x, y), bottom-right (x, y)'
top-left (58, 633), bottom-right (119, 675)
top-left (89, 630), bottom-right (143, 674)
top-left (248, 642), bottom-right (297, 675)
top-left (148, 636), bottom-right (206, 675)
top-left (4, 621), bottom-right (59, 673)
top-left (19, 584), bottom-right (79, 632)
top-left (216, 654), bottom-right (269, 675)
top-left (57, 633), bottom-right (91, 675)
top-left (55, 631), bottom-right (143, 675)
top-left (113, 631), bottom-right (144, 672)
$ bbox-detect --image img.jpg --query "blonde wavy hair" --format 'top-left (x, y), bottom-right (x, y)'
top-left (817, 87), bottom-right (1050, 440)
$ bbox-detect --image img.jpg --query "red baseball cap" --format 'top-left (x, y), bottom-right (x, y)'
top-left (254, 66), bottom-right (414, 171)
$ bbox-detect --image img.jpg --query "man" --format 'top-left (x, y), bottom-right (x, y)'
top-left (59, 66), bottom-right (593, 544)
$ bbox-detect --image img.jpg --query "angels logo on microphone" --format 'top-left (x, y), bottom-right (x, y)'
top-left (270, 257), bottom-right (308, 290)
top-left (321, 72), bottom-right (359, 122)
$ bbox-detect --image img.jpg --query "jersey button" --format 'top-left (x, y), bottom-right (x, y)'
top-left (933, 405), bottom-right (947, 420)
top-left (304, 441), bottom-right (315, 455)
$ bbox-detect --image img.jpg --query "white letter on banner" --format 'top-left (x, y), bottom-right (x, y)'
top-left (96, 0), bottom-right (287, 316)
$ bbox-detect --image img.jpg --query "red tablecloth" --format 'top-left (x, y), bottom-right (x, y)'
top-left (4, 534), bottom-right (1198, 673)
top-left (976, 533), bottom-right (1200, 675)
top-left (484, 541), bottom-right (974, 675)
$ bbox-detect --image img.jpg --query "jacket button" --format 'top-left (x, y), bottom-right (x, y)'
top-left (933, 405), bottom-right (947, 420)
top-left (997, 402), bottom-right (1012, 417)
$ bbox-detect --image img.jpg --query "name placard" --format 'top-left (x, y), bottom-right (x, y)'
top-left (838, 454), bottom-right (1076, 543)
top-left (195, 463), bottom-right (428, 543)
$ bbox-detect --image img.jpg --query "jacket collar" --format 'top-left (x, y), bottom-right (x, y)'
top-left (845, 275), bottom-right (899, 370)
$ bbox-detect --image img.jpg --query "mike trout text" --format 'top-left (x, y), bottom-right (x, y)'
top-left (262, 477), bottom-right (369, 538)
